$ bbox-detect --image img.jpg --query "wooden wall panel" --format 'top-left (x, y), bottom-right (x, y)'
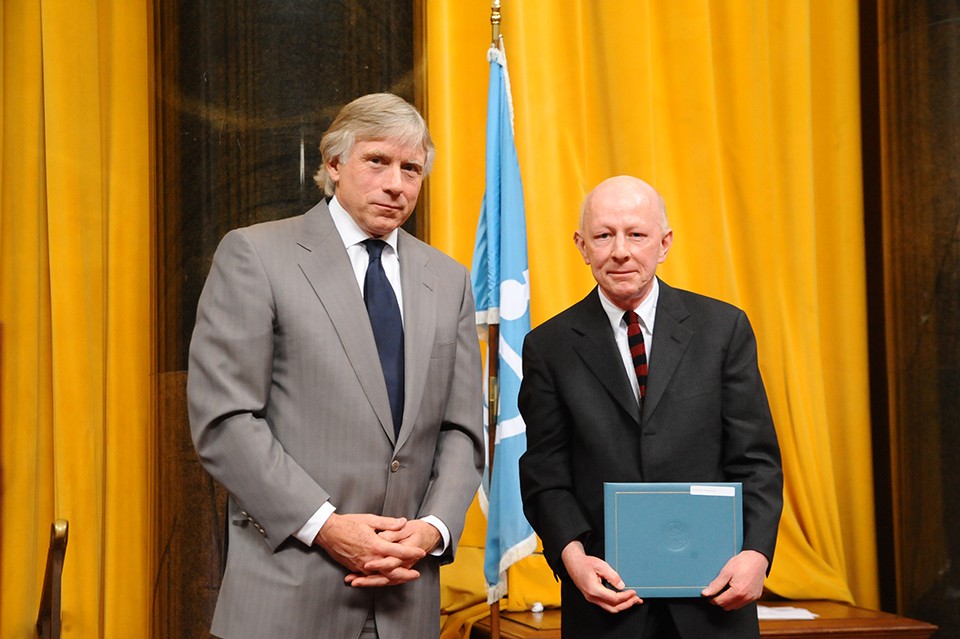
top-left (876, 1), bottom-right (960, 635)
top-left (153, 372), bottom-right (224, 638)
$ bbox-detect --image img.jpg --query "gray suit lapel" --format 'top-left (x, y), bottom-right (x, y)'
top-left (395, 232), bottom-right (436, 448)
top-left (644, 281), bottom-right (693, 421)
top-left (296, 202), bottom-right (396, 441)
top-left (570, 290), bottom-right (642, 424)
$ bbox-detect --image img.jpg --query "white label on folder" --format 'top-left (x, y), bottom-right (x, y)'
top-left (690, 485), bottom-right (735, 497)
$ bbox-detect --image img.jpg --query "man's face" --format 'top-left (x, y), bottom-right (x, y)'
top-left (326, 138), bottom-right (425, 237)
top-left (574, 184), bottom-right (672, 311)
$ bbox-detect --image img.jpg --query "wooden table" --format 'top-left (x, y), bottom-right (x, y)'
top-left (759, 600), bottom-right (937, 638)
top-left (472, 610), bottom-right (560, 639)
top-left (471, 600), bottom-right (938, 639)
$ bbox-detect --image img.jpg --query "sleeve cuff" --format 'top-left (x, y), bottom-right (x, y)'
top-left (294, 501), bottom-right (336, 546)
top-left (419, 515), bottom-right (450, 556)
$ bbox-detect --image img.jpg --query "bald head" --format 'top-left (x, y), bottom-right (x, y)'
top-left (580, 176), bottom-right (669, 233)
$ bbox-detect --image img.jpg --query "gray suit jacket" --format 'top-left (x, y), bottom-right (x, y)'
top-left (188, 201), bottom-right (484, 639)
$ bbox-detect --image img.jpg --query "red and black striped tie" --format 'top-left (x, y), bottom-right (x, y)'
top-left (624, 310), bottom-right (647, 403)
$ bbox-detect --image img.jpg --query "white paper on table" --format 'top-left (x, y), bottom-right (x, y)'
top-left (757, 605), bottom-right (820, 620)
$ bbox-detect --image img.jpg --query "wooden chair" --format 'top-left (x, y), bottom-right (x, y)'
top-left (36, 519), bottom-right (69, 639)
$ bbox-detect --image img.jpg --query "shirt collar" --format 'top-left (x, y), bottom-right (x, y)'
top-left (328, 195), bottom-right (400, 253)
top-left (597, 277), bottom-right (660, 333)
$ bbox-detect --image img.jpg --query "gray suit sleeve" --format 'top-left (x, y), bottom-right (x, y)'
top-left (187, 230), bottom-right (328, 551)
top-left (415, 266), bottom-right (485, 563)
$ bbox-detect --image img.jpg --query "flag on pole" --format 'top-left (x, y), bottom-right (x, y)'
top-left (471, 38), bottom-right (537, 603)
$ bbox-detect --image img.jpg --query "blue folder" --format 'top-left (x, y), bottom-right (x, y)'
top-left (603, 482), bottom-right (742, 597)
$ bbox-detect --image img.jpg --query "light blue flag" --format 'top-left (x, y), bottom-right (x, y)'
top-left (471, 40), bottom-right (537, 603)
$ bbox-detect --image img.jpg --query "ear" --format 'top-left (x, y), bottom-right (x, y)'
top-left (658, 229), bottom-right (674, 263)
top-left (325, 157), bottom-right (341, 187)
top-left (573, 230), bottom-right (590, 264)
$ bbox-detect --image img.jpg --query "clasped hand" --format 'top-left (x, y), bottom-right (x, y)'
top-left (314, 513), bottom-right (440, 587)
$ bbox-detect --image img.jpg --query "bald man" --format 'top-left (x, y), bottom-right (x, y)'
top-left (518, 176), bottom-right (782, 638)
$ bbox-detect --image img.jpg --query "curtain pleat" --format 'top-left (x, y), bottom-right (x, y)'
top-left (0, 2), bottom-right (153, 636)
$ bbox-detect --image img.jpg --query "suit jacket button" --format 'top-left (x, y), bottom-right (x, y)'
top-left (390, 460), bottom-right (401, 472)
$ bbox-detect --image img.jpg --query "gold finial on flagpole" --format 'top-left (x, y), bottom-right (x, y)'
top-left (491, 0), bottom-right (501, 46)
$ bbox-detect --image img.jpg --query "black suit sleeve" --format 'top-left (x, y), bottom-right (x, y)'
top-left (718, 310), bottom-right (783, 564)
top-left (518, 333), bottom-right (592, 576)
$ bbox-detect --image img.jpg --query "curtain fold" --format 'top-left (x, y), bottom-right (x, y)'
top-left (428, 0), bottom-right (877, 608)
top-left (0, 2), bottom-right (153, 636)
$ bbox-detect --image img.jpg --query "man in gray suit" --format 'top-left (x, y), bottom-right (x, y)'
top-left (188, 93), bottom-right (485, 638)
top-left (518, 176), bottom-right (782, 638)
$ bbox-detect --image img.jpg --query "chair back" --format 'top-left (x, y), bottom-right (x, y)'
top-left (36, 519), bottom-right (69, 639)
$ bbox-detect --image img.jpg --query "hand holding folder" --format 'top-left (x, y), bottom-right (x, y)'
top-left (701, 548), bottom-right (769, 610)
top-left (560, 539), bottom-right (643, 613)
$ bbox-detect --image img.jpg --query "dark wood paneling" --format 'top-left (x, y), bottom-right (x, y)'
top-left (859, 0), bottom-right (897, 613)
top-left (153, 372), bottom-right (223, 639)
top-left (155, 0), bottom-right (417, 374)
top-left (877, 1), bottom-right (960, 636)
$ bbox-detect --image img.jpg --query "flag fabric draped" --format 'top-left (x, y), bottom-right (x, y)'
top-left (471, 39), bottom-right (537, 603)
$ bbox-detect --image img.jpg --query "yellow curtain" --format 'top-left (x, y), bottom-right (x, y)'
top-left (0, 2), bottom-right (153, 636)
top-left (428, 0), bottom-right (878, 610)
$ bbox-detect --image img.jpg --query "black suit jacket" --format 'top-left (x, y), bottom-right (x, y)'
top-left (518, 280), bottom-right (783, 639)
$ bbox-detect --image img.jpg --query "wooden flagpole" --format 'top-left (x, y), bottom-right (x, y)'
top-left (487, 323), bottom-right (501, 638)
top-left (488, 3), bottom-right (503, 637)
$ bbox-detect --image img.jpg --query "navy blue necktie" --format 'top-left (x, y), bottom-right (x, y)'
top-left (363, 239), bottom-right (404, 435)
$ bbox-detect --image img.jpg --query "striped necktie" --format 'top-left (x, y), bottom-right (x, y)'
top-left (624, 310), bottom-right (647, 403)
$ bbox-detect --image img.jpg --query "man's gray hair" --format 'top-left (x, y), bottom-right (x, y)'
top-left (314, 93), bottom-right (435, 196)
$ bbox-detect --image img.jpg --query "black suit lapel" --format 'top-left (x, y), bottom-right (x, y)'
top-left (644, 280), bottom-right (693, 421)
top-left (569, 290), bottom-right (642, 424)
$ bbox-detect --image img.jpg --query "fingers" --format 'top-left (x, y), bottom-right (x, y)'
top-left (588, 566), bottom-right (640, 610)
top-left (377, 519), bottom-right (441, 553)
top-left (362, 545), bottom-right (426, 574)
top-left (582, 572), bottom-right (641, 613)
top-left (315, 513), bottom-right (437, 587)
top-left (315, 513), bottom-right (419, 574)
top-left (594, 562), bottom-right (627, 592)
top-left (701, 569), bottom-right (731, 599)
top-left (588, 587), bottom-right (642, 614)
top-left (561, 542), bottom-right (642, 614)
top-left (353, 513), bottom-right (408, 531)
top-left (376, 529), bottom-right (403, 543)
top-left (345, 566), bottom-right (421, 587)
top-left (702, 550), bottom-right (768, 610)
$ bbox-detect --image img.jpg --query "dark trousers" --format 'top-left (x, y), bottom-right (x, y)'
top-left (641, 601), bottom-right (681, 639)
